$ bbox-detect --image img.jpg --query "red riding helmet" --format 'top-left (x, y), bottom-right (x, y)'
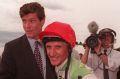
top-left (39, 21), bottom-right (76, 48)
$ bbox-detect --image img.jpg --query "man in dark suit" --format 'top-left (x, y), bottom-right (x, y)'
top-left (0, 2), bottom-right (57, 79)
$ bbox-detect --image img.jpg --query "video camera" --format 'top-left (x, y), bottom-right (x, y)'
top-left (86, 21), bottom-right (117, 54)
top-left (85, 21), bottom-right (99, 53)
top-left (86, 21), bottom-right (99, 48)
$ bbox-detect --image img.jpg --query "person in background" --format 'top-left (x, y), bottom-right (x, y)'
top-left (83, 28), bottom-right (120, 79)
top-left (115, 48), bottom-right (120, 79)
top-left (0, 2), bottom-right (56, 79)
top-left (73, 43), bottom-right (87, 64)
top-left (39, 21), bottom-right (97, 79)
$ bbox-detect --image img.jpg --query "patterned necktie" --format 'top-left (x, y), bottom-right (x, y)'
top-left (34, 41), bottom-right (44, 77)
top-left (103, 49), bottom-right (109, 79)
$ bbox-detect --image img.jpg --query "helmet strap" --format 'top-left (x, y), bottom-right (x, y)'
top-left (65, 46), bottom-right (72, 79)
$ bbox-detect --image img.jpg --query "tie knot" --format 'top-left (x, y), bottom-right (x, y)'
top-left (35, 41), bottom-right (40, 47)
top-left (104, 49), bottom-right (107, 55)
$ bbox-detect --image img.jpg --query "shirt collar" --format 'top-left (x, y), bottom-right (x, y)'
top-left (55, 58), bottom-right (68, 73)
top-left (27, 38), bottom-right (42, 47)
top-left (101, 47), bottom-right (112, 54)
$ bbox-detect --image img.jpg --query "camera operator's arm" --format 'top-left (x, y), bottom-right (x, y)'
top-left (81, 45), bottom-right (90, 64)
top-left (94, 40), bottom-right (108, 66)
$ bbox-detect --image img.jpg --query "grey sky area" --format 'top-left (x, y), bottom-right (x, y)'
top-left (0, 0), bottom-right (120, 49)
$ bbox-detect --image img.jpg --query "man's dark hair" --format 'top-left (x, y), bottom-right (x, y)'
top-left (19, 2), bottom-right (45, 21)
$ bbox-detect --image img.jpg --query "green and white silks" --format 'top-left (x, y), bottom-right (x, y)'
top-left (56, 55), bottom-right (92, 79)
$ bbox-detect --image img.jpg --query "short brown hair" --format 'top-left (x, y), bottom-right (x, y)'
top-left (19, 2), bottom-right (45, 21)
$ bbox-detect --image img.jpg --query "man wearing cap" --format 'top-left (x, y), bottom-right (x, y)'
top-left (83, 28), bottom-right (120, 79)
top-left (39, 21), bottom-right (97, 79)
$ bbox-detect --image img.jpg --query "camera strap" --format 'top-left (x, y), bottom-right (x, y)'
top-left (92, 48), bottom-right (115, 72)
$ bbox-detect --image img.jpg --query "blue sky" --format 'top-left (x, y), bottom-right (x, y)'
top-left (0, 0), bottom-right (120, 48)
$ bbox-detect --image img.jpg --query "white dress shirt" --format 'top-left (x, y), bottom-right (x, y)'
top-left (87, 47), bottom-right (120, 79)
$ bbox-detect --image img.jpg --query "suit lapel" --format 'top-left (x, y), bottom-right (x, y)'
top-left (21, 35), bottom-right (34, 60)
top-left (21, 35), bottom-right (43, 77)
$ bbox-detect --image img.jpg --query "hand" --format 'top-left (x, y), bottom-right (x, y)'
top-left (94, 39), bottom-right (102, 54)
top-left (83, 43), bottom-right (90, 52)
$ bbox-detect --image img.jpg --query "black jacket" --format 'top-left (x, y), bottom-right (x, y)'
top-left (0, 35), bottom-right (57, 79)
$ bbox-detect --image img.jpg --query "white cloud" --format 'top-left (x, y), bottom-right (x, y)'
top-left (40, 0), bottom-right (66, 10)
top-left (0, 0), bottom-right (120, 48)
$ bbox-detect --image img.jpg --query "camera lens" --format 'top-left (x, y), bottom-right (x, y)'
top-left (86, 35), bottom-right (98, 48)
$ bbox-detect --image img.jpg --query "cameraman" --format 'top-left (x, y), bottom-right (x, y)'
top-left (83, 28), bottom-right (120, 79)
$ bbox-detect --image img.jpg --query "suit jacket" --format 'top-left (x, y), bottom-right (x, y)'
top-left (117, 67), bottom-right (120, 79)
top-left (0, 35), bottom-right (57, 79)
